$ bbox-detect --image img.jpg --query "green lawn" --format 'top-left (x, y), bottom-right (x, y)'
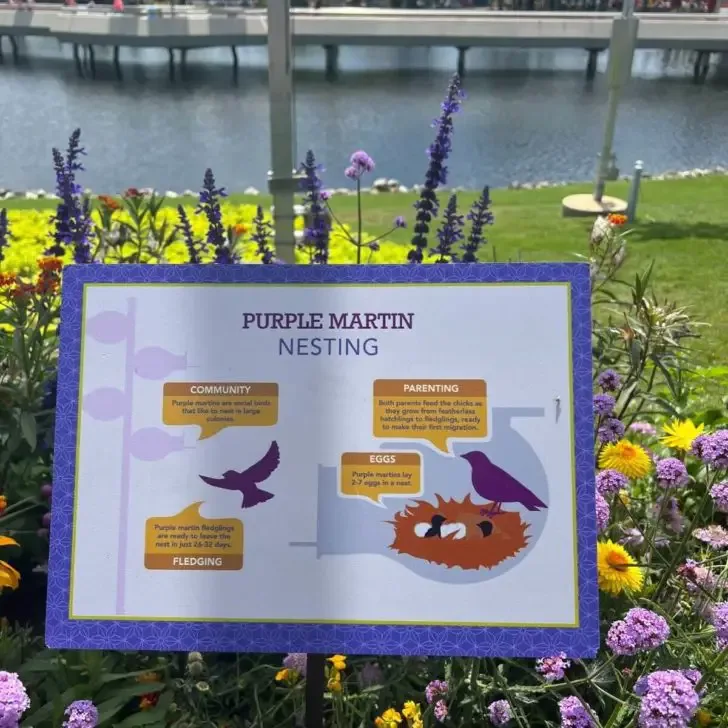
top-left (4, 176), bottom-right (728, 366)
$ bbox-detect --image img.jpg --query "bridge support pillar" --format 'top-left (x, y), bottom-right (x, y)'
top-left (168, 49), bottom-right (176, 82)
top-left (693, 51), bottom-right (710, 84)
top-left (586, 49), bottom-right (600, 81)
top-left (9, 36), bottom-right (19, 63)
top-left (457, 46), bottom-right (469, 77)
top-left (180, 48), bottom-right (187, 76)
top-left (73, 43), bottom-right (82, 75)
top-left (0, 37), bottom-right (4, 64)
top-left (113, 46), bottom-right (122, 79)
top-left (87, 45), bottom-right (96, 78)
top-left (231, 46), bottom-right (239, 81)
top-left (324, 44), bottom-right (339, 76)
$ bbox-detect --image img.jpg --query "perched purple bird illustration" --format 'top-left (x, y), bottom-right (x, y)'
top-left (199, 441), bottom-right (280, 509)
top-left (460, 450), bottom-right (547, 515)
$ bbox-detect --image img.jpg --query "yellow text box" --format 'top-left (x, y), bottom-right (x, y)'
top-left (340, 452), bottom-right (422, 506)
top-left (163, 382), bottom-right (278, 440)
top-left (144, 502), bottom-right (243, 571)
top-left (373, 379), bottom-right (487, 453)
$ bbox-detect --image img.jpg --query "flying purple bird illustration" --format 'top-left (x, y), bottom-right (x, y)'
top-left (199, 441), bottom-right (280, 509)
top-left (460, 450), bottom-right (547, 515)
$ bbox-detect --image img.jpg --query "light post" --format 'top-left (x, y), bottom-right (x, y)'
top-left (266, 0), bottom-right (298, 263)
top-left (593, 0), bottom-right (639, 203)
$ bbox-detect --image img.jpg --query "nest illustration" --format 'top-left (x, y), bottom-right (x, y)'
top-left (389, 494), bottom-right (530, 571)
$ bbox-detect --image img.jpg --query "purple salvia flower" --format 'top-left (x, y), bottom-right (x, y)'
top-left (177, 205), bottom-right (204, 264)
top-left (196, 168), bottom-right (231, 264)
top-left (488, 699), bottom-right (512, 726)
top-left (630, 421), bottom-right (657, 436)
top-left (634, 670), bottom-right (699, 728)
top-left (0, 209), bottom-right (8, 264)
top-left (299, 150), bottom-right (330, 265)
top-left (558, 696), bottom-right (597, 728)
top-left (282, 653), bottom-right (307, 676)
top-left (409, 73), bottom-right (464, 264)
top-left (597, 369), bottom-right (622, 392)
top-left (606, 607), bottom-right (670, 656)
top-left (425, 679), bottom-right (448, 705)
top-left (461, 185), bottom-right (493, 262)
top-left (596, 491), bottom-right (610, 532)
top-left (596, 469), bottom-right (629, 495)
top-left (430, 193), bottom-right (463, 263)
top-left (48, 129), bottom-right (93, 262)
top-left (710, 480), bottom-right (728, 512)
top-left (598, 418), bottom-right (625, 444)
top-left (693, 524), bottom-right (728, 549)
top-left (691, 430), bottom-right (728, 469)
top-left (536, 653), bottom-right (570, 682)
top-left (394, 215), bottom-right (407, 229)
top-left (655, 457), bottom-right (690, 488)
top-left (593, 393), bottom-right (616, 417)
top-left (251, 205), bottom-right (275, 264)
top-left (63, 699), bottom-right (99, 728)
top-left (433, 700), bottom-right (448, 723)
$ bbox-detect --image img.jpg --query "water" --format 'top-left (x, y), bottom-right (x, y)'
top-left (1, 38), bottom-right (727, 193)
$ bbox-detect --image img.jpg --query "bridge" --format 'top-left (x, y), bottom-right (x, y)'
top-left (0, 6), bottom-right (726, 75)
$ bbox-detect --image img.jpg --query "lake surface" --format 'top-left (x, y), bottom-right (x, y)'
top-left (1, 39), bottom-right (727, 193)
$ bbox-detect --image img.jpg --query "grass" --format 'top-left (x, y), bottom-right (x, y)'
top-left (4, 176), bottom-right (728, 366)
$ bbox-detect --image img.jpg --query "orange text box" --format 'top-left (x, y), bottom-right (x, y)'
top-left (340, 452), bottom-right (422, 506)
top-left (373, 379), bottom-right (487, 453)
top-left (163, 382), bottom-right (278, 440)
top-left (144, 502), bottom-right (243, 571)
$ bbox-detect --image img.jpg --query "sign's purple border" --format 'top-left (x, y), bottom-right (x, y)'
top-left (47, 262), bottom-right (598, 657)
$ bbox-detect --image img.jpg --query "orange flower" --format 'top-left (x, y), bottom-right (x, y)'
top-left (38, 257), bottom-right (64, 273)
top-left (123, 187), bottom-right (142, 198)
top-left (233, 223), bottom-right (248, 237)
top-left (9, 282), bottom-right (35, 300)
top-left (608, 213), bottom-right (627, 226)
top-left (136, 672), bottom-right (160, 684)
top-left (98, 194), bottom-right (121, 211)
top-left (0, 273), bottom-right (17, 289)
top-left (0, 496), bottom-right (7, 514)
top-left (139, 693), bottom-right (159, 710)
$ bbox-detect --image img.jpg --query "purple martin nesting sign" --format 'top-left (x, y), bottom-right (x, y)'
top-left (47, 262), bottom-right (598, 657)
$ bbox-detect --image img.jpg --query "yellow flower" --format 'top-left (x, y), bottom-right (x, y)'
top-left (0, 561), bottom-right (20, 591)
top-left (598, 440), bottom-right (652, 479)
top-left (696, 709), bottom-right (712, 727)
top-left (402, 701), bottom-right (423, 727)
top-left (597, 540), bottom-right (644, 595)
top-left (0, 536), bottom-right (18, 548)
top-left (660, 419), bottom-right (704, 451)
top-left (327, 669), bottom-right (342, 693)
top-left (617, 490), bottom-right (631, 507)
top-left (275, 668), bottom-right (292, 683)
top-left (327, 654), bottom-right (347, 671)
top-left (136, 671), bottom-right (159, 684)
top-left (375, 708), bottom-right (403, 728)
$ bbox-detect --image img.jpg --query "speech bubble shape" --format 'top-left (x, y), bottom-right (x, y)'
top-left (162, 382), bottom-right (278, 440)
top-left (373, 379), bottom-right (487, 454)
top-left (339, 452), bottom-right (422, 507)
top-left (144, 502), bottom-right (243, 571)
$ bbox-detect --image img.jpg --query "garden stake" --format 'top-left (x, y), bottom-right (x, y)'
top-left (304, 654), bottom-right (325, 728)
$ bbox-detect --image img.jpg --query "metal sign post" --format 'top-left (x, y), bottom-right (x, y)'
top-left (593, 0), bottom-right (638, 203)
top-left (266, 0), bottom-right (298, 263)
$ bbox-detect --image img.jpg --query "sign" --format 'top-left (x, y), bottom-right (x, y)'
top-left (47, 263), bottom-right (598, 657)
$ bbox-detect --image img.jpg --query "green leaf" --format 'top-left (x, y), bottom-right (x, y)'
top-left (19, 412), bottom-right (37, 450)
top-left (23, 687), bottom-right (79, 726)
